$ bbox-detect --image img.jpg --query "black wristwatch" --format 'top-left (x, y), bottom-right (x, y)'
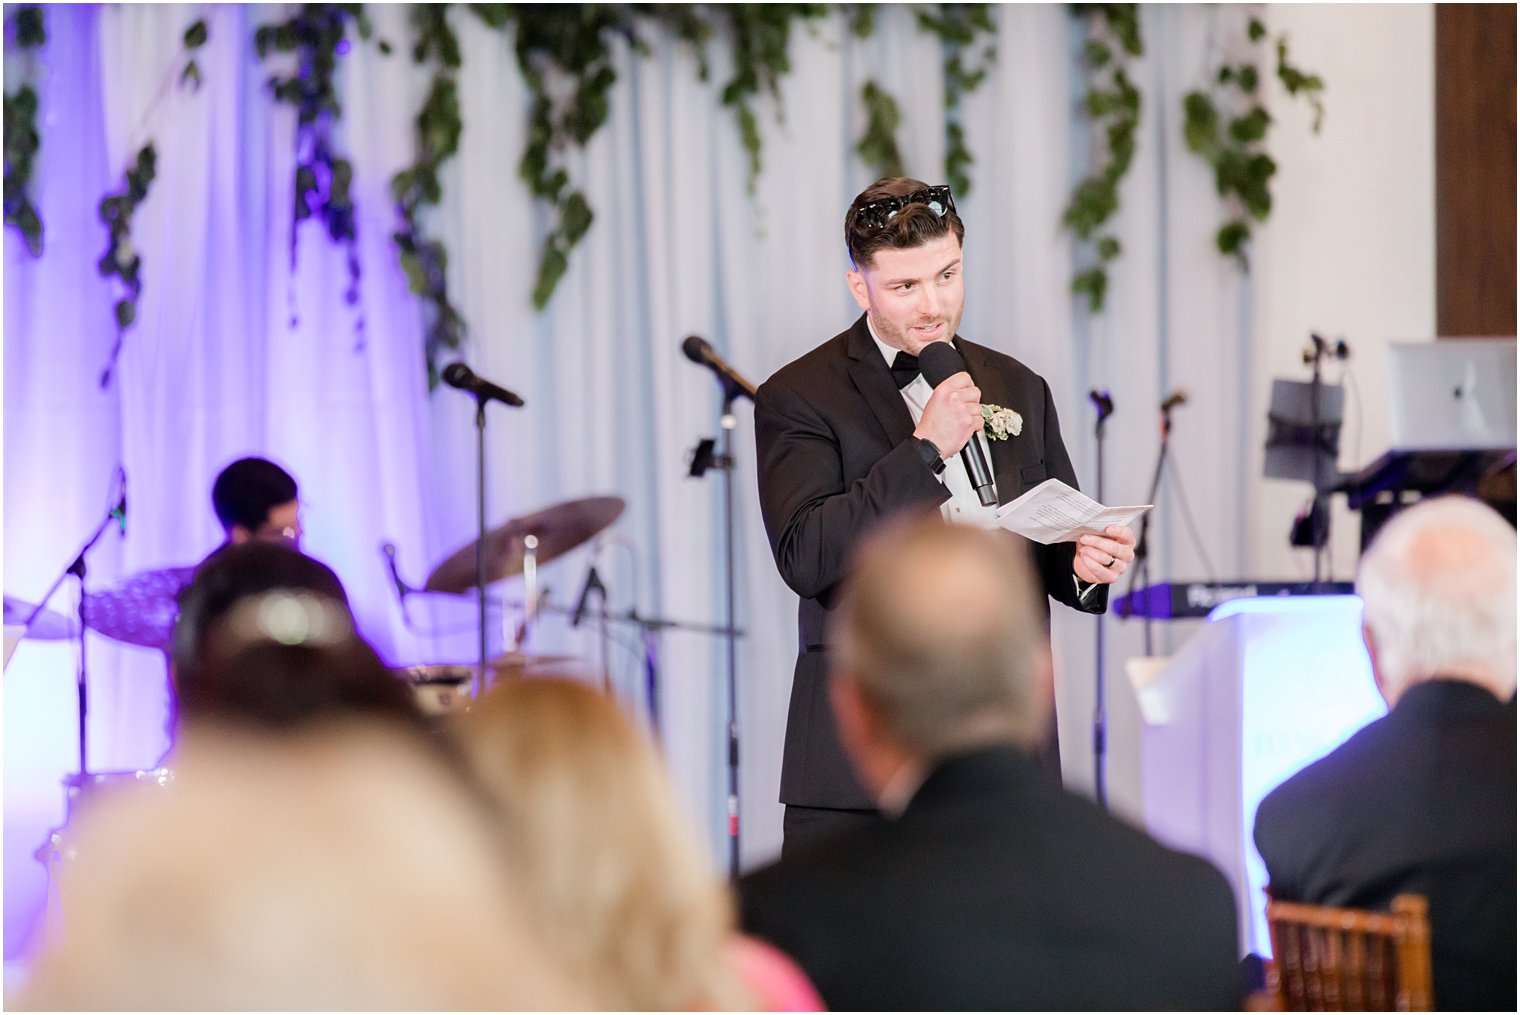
top-left (914, 437), bottom-right (947, 476)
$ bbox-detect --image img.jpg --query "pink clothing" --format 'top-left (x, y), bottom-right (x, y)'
top-left (726, 934), bottom-right (825, 1012)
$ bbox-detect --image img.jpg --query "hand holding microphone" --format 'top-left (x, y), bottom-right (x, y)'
top-left (917, 341), bottom-right (998, 506)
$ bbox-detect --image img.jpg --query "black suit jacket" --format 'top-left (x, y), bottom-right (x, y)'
top-left (1253, 679), bottom-right (1517, 1012)
top-left (739, 746), bottom-right (1243, 1011)
top-left (754, 316), bottom-right (1104, 807)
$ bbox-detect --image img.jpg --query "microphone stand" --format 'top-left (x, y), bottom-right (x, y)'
top-left (474, 399), bottom-right (490, 698)
top-left (690, 377), bottom-right (747, 880)
top-left (1089, 392), bottom-right (1114, 811)
top-left (29, 486), bottom-right (124, 781)
top-left (1124, 404), bottom-right (1176, 658)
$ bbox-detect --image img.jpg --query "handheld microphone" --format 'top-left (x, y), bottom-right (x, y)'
top-left (1089, 389), bottom-right (1114, 419)
top-left (1160, 389), bottom-right (1187, 413)
top-left (917, 342), bottom-right (997, 507)
top-left (441, 362), bottom-right (525, 408)
top-left (380, 542), bottom-right (410, 602)
top-left (682, 335), bottom-right (757, 401)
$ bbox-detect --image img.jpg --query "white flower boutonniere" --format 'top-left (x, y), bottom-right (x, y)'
top-left (981, 404), bottom-right (1022, 441)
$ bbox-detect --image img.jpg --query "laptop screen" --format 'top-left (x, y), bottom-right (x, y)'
top-left (1386, 338), bottom-right (1517, 451)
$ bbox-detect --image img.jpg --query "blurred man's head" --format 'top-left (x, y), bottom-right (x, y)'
top-left (844, 177), bottom-right (966, 355)
top-left (212, 457), bottom-right (301, 546)
top-left (828, 515), bottom-right (1053, 796)
top-left (1357, 496), bottom-right (1517, 706)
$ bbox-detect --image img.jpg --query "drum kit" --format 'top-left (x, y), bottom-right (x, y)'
top-left (7, 496), bottom-right (628, 719)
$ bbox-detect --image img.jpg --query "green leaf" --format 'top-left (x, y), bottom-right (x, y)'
top-left (183, 19), bottom-right (208, 50)
top-left (16, 7), bottom-right (45, 48)
top-left (114, 299), bottom-right (135, 330)
top-left (1248, 18), bottom-right (1267, 43)
top-left (1096, 235), bottom-right (1121, 261)
top-left (1228, 107), bottom-right (1271, 144)
top-left (1071, 266), bottom-right (1109, 313)
top-left (532, 242), bottom-right (569, 311)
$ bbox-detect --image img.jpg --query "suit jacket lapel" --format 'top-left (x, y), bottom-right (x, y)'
top-left (846, 316), bottom-right (916, 447)
top-left (956, 338), bottom-right (1023, 503)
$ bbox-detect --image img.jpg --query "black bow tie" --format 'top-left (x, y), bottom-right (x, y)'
top-left (890, 351), bottom-right (920, 389)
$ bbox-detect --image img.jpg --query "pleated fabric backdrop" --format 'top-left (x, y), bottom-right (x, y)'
top-left (4, 3), bottom-right (1434, 957)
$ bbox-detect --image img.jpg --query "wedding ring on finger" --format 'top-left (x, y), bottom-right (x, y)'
top-left (1105, 556), bottom-right (1118, 568)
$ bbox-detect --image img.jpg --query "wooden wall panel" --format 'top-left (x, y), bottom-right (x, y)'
top-left (1435, 4), bottom-right (1517, 338)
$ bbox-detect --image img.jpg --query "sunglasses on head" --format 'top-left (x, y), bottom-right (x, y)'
top-left (851, 185), bottom-right (957, 230)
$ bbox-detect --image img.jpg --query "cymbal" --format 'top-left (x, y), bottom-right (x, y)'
top-left (425, 496), bottom-right (625, 594)
top-left (81, 566), bottom-right (198, 651)
top-left (3, 596), bottom-right (77, 641)
top-left (485, 651), bottom-right (580, 672)
top-left (400, 653), bottom-right (579, 684)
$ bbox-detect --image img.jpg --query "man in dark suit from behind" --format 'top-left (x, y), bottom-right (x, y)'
top-left (1254, 496), bottom-right (1517, 1011)
top-left (738, 517), bottom-right (1242, 1011)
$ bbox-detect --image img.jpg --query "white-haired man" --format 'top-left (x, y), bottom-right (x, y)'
top-left (738, 516), bottom-right (1240, 1011)
top-left (1254, 496), bottom-right (1517, 1012)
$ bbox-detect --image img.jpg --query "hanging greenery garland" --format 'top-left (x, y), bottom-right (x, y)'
top-left (20, 6), bottom-right (1327, 381)
top-left (256, 3), bottom-right (372, 321)
top-left (4, 6), bottom-right (47, 257)
top-left (96, 18), bottom-right (208, 388)
top-left (914, 3), bottom-right (997, 197)
top-left (1063, 3), bottom-right (1142, 314)
top-left (392, 4), bottom-right (468, 384)
top-left (1182, 13), bottom-right (1325, 266)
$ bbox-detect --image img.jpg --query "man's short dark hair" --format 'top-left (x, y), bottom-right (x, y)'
top-left (173, 541), bottom-right (348, 683)
top-left (212, 457), bottom-right (298, 533)
top-left (845, 176), bottom-right (966, 270)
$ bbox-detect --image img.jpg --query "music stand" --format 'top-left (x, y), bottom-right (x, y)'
top-left (1264, 378), bottom-right (1345, 581)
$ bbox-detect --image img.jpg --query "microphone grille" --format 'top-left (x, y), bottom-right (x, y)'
top-left (681, 335), bottom-right (709, 364)
top-left (441, 362), bottom-right (472, 388)
top-left (916, 341), bottom-right (965, 386)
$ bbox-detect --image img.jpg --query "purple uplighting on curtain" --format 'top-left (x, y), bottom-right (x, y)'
top-left (2, 5), bottom-right (483, 957)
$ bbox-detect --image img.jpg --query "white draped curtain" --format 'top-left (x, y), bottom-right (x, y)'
top-left (4, 3), bottom-right (1433, 958)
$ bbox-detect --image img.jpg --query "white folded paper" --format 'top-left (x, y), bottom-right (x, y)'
top-left (996, 477), bottom-right (1151, 545)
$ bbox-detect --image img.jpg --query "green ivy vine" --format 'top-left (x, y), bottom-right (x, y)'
top-left (1063, 3), bottom-right (1142, 313)
top-left (4, 6), bottom-right (47, 256)
top-left (392, 4), bottom-right (468, 384)
top-left (256, 4), bottom-right (373, 316)
top-left (1182, 14), bottom-right (1324, 266)
top-left (96, 18), bottom-right (208, 387)
top-left (914, 3), bottom-right (997, 197)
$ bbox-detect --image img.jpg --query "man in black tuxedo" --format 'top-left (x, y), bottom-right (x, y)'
top-left (1254, 496), bottom-right (1517, 1011)
top-left (754, 178), bottom-right (1134, 850)
top-left (738, 517), bottom-right (1241, 1010)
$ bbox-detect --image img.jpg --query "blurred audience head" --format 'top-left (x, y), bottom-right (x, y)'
top-left (18, 725), bottom-right (584, 1011)
top-left (173, 541), bottom-right (347, 687)
top-left (178, 588), bottom-right (422, 736)
top-left (211, 456), bottom-right (301, 546)
top-left (1357, 495), bottom-right (1517, 705)
top-left (455, 677), bottom-right (750, 1010)
top-left (828, 516), bottom-right (1053, 793)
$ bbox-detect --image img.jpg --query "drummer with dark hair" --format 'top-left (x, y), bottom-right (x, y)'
top-left (211, 456), bottom-right (302, 548)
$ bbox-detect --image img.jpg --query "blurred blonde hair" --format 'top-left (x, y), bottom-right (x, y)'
top-left (17, 722), bottom-right (584, 1011)
top-left (456, 677), bottom-right (751, 1010)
